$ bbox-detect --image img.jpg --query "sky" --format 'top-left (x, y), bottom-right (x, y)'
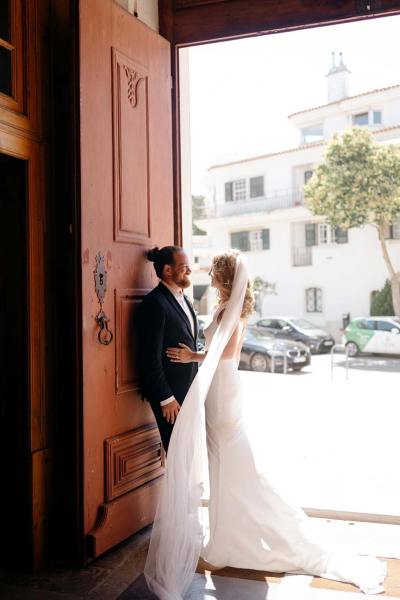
top-left (187, 15), bottom-right (400, 195)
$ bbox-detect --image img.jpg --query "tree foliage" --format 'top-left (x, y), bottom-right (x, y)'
top-left (304, 127), bottom-right (400, 315)
top-left (305, 128), bottom-right (400, 228)
top-left (370, 279), bottom-right (394, 316)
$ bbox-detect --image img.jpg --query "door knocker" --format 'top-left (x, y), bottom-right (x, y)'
top-left (94, 252), bottom-right (113, 346)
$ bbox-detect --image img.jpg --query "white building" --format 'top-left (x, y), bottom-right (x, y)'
top-left (193, 55), bottom-right (400, 339)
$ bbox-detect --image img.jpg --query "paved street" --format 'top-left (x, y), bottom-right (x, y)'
top-left (239, 351), bottom-right (400, 517)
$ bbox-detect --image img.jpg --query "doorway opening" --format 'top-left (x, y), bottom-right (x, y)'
top-left (179, 14), bottom-right (400, 524)
top-left (0, 152), bottom-right (31, 568)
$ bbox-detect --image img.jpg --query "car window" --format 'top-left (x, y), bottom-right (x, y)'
top-left (277, 319), bottom-right (289, 328)
top-left (357, 319), bottom-right (376, 330)
top-left (259, 319), bottom-right (273, 328)
top-left (246, 329), bottom-right (273, 342)
top-left (290, 318), bottom-right (315, 330)
top-left (376, 320), bottom-right (397, 332)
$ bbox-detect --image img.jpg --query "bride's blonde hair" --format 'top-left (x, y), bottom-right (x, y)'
top-left (211, 250), bottom-right (254, 319)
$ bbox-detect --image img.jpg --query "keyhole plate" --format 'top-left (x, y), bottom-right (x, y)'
top-left (94, 252), bottom-right (108, 305)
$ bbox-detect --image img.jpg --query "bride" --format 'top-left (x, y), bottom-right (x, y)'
top-left (144, 250), bottom-right (387, 599)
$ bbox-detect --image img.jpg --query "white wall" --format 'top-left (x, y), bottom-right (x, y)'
top-left (114, 0), bottom-right (159, 32)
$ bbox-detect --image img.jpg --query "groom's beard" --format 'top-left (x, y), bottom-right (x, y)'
top-left (172, 274), bottom-right (191, 289)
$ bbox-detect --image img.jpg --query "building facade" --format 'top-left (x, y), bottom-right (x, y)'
top-left (193, 57), bottom-right (400, 339)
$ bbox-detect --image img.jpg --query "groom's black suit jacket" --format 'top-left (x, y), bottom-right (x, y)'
top-left (137, 282), bottom-right (198, 451)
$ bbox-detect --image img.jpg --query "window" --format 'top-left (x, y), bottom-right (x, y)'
top-left (306, 288), bottom-right (322, 313)
top-left (0, 45), bottom-right (12, 96)
top-left (305, 223), bottom-right (317, 247)
top-left (231, 231), bottom-right (250, 252)
top-left (250, 231), bottom-right (263, 251)
top-left (261, 228), bottom-right (270, 250)
top-left (301, 124), bottom-right (323, 144)
top-left (250, 176), bottom-right (264, 198)
top-left (352, 110), bottom-right (382, 127)
top-left (225, 179), bottom-right (247, 202)
top-left (318, 223), bottom-right (329, 244)
top-left (231, 228), bottom-right (270, 252)
top-left (233, 179), bottom-right (246, 201)
top-left (373, 111), bottom-right (382, 124)
top-left (317, 223), bottom-right (348, 244)
top-left (357, 319), bottom-right (376, 330)
top-left (352, 112), bottom-right (369, 126)
top-left (377, 320), bottom-right (398, 332)
top-left (0, 2), bottom-right (11, 43)
top-left (259, 319), bottom-right (274, 328)
top-left (333, 226), bottom-right (348, 244)
top-left (384, 220), bottom-right (400, 240)
top-left (225, 181), bottom-right (233, 202)
top-left (304, 170), bottom-right (314, 184)
top-left (0, 0), bottom-right (12, 96)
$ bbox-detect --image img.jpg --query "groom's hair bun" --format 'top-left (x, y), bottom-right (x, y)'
top-left (147, 247), bottom-right (160, 262)
top-left (147, 245), bottom-right (183, 279)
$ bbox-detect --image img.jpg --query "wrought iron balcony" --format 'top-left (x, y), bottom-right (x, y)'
top-left (292, 247), bottom-right (312, 266)
top-left (203, 189), bottom-right (305, 218)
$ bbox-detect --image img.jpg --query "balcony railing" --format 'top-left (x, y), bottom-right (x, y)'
top-left (203, 188), bottom-right (305, 218)
top-left (292, 247), bottom-right (312, 266)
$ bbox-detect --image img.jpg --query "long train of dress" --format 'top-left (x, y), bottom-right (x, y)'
top-left (200, 315), bottom-right (387, 595)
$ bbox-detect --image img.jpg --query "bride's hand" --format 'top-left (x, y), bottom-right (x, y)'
top-left (166, 343), bottom-right (194, 363)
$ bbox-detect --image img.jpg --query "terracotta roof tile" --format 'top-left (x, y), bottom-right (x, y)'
top-left (288, 84), bottom-right (400, 118)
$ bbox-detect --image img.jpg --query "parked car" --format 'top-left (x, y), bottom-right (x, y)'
top-left (197, 314), bottom-right (212, 348)
top-left (240, 328), bottom-right (311, 372)
top-left (343, 316), bottom-right (400, 357)
top-left (254, 317), bottom-right (335, 354)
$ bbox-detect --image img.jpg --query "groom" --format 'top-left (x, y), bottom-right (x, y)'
top-left (137, 246), bottom-right (198, 452)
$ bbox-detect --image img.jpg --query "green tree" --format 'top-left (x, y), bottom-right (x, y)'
top-left (305, 128), bottom-right (400, 315)
top-left (192, 195), bottom-right (206, 235)
top-left (253, 276), bottom-right (277, 315)
top-left (370, 279), bottom-right (394, 316)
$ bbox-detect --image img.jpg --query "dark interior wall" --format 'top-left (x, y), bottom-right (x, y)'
top-left (0, 154), bottom-right (30, 568)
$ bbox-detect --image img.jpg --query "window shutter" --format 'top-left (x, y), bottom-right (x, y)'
top-left (262, 229), bottom-right (270, 249)
top-left (231, 231), bottom-right (250, 252)
top-left (305, 223), bottom-right (317, 246)
top-left (225, 181), bottom-right (233, 202)
top-left (304, 170), bottom-right (314, 184)
top-left (250, 176), bottom-right (264, 198)
top-left (334, 227), bottom-right (348, 244)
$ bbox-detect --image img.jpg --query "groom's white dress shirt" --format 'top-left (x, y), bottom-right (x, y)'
top-left (160, 281), bottom-right (195, 406)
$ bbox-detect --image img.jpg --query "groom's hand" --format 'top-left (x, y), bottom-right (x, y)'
top-left (162, 399), bottom-right (180, 424)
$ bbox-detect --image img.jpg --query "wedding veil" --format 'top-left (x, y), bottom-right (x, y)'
top-left (144, 253), bottom-right (249, 600)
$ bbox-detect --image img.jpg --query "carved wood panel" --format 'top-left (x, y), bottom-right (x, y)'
top-left (115, 288), bottom-right (149, 395)
top-left (104, 423), bottom-right (164, 502)
top-left (112, 48), bottom-right (151, 244)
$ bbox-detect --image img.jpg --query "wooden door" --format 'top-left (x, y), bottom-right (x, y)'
top-left (78, 0), bottom-right (174, 559)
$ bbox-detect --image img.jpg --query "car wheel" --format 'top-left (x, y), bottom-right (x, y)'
top-left (292, 366), bottom-right (304, 371)
top-left (346, 341), bottom-right (359, 357)
top-left (250, 352), bottom-right (269, 372)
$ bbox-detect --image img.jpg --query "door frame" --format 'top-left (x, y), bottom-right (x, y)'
top-left (162, 0), bottom-right (400, 524)
top-left (0, 128), bottom-right (50, 567)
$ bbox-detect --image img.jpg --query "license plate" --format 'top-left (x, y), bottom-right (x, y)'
top-left (323, 341), bottom-right (333, 346)
top-left (293, 356), bottom-right (306, 363)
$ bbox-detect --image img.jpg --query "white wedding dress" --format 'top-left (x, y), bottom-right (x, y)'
top-left (144, 255), bottom-right (386, 599)
top-left (201, 304), bottom-right (387, 594)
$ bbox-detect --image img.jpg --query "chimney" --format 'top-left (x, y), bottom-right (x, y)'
top-left (326, 52), bottom-right (350, 102)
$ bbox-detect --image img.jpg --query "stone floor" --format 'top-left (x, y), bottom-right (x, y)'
top-left (1, 521), bottom-right (400, 599)
top-left (0, 526), bottom-right (151, 600)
